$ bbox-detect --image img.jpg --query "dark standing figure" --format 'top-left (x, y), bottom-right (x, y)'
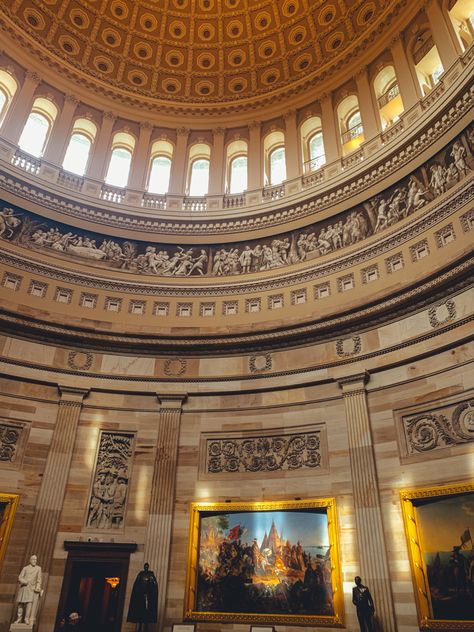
top-left (127, 563), bottom-right (158, 632)
top-left (352, 576), bottom-right (375, 632)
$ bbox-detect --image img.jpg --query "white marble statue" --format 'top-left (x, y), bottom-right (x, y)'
top-left (14, 555), bottom-right (42, 626)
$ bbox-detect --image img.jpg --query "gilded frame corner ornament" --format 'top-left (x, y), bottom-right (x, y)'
top-left (400, 481), bottom-right (474, 631)
top-left (184, 498), bottom-right (344, 627)
top-left (0, 493), bottom-right (19, 566)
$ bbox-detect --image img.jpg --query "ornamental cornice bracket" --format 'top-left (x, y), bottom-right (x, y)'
top-left (336, 371), bottom-right (370, 394)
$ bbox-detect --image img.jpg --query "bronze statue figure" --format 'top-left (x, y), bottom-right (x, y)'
top-left (127, 563), bottom-right (158, 632)
top-left (352, 576), bottom-right (375, 632)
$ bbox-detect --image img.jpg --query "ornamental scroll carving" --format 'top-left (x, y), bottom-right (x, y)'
top-left (86, 431), bottom-right (134, 529)
top-left (0, 422), bottom-right (24, 463)
top-left (206, 431), bottom-right (322, 474)
top-left (402, 399), bottom-right (474, 455)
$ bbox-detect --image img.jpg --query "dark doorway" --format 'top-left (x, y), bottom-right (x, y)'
top-left (56, 542), bottom-right (137, 632)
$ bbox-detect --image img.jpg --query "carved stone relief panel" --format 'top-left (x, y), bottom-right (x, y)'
top-left (199, 424), bottom-right (328, 479)
top-left (86, 431), bottom-right (134, 530)
top-left (395, 391), bottom-right (474, 461)
top-left (0, 421), bottom-right (27, 466)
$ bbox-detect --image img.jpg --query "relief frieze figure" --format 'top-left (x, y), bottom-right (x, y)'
top-left (206, 431), bottom-right (322, 474)
top-left (86, 431), bottom-right (134, 529)
top-left (0, 128), bottom-right (472, 279)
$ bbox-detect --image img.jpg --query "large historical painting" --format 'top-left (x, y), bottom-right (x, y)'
top-left (401, 483), bottom-right (474, 630)
top-left (184, 499), bottom-right (344, 626)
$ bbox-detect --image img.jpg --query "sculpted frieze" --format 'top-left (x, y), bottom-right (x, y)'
top-left (0, 129), bottom-right (472, 279)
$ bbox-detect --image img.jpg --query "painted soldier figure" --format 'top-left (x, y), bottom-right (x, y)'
top-left (352, 576), bottom-right (375, 632)
top-left (127, 563), bottom-right (158, 632)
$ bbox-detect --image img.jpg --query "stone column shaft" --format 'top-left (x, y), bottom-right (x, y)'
top-left (2, 72), bottom-right (40, 145)
top-left (208, 129), bottom-right (225, 194)
top-left (42, 95), bottom-right (79, 165)
top-left (87, 112), bottom-right (116, 180)
top-left (27, 387), bottom-right (88, 579)
top-left (391, 37), bottom-right (420, 108)
top-left (425, 0), bottom-right (460, 71)
top-left (128, 123), bottom-right (153, 190)
top-left (247, 122), bottom-right (263, 190)
top-left (355, 68), bottom-right (380, 139)
top-left (284, 110), bottom-right (300, 180)
top-left (320, 95), bottom-right (340, 163)
top-left (168, 129), bottom-right (189, 195)
top-left (145, 393), bottom-right (187, 631)
top-left (339, 373), bottom-right (396, 632)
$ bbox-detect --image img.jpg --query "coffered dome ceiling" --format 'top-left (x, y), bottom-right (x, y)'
top-left (0, 0), bottom-right (408, 112)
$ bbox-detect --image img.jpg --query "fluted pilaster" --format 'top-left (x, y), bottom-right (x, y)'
top-left (26, 387), bottom-right (88, 578)
top-left (145, 393), bottom-right (187, 631)
top-left (338, 373), bottom-right (396, 632)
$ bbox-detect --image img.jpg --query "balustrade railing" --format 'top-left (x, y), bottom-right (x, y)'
top-left (262, 184), bottom-right (285, 201)
top-left (303, 154), bottom-right (326, 173)
top-left (223, 193), bottom-right (245, 209)
top-left (377, 83), bottom-right (400, 108)
top-left (341, 124), bottom-right (364, 145)
top-left (183, 197), bottom-right (207, 212)
top-left (11, 149), bottom-right (41, 175)
top-left (101, 184), bottom-right (125, 204)
top-left (142, 193), bottom-right (167, 210)
top-left (58, 170), bottom-right (84, 191)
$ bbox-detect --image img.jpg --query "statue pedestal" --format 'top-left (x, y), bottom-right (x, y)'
top-left (9, 624), bottom-right (33, 632)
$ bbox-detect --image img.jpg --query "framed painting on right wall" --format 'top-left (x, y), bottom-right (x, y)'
top-left (400, 482), bottom-right (474, 630)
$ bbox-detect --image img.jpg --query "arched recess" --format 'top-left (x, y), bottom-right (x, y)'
top-left (300, 116), bottom-right (325, 173)
top-left (373, 66), bottom-right (404, 130)
top-left (446, 0), bottom-right (474, 51)
top-left (337, 95), bottom-right (364, 156)
top-left (188, 143), bottom-right (211, 196)
top-left (0, 69), bottom-right (18, 127)
top-left (264, 130), bottom-right (286, 185)
top-left (226, 139), bottom-right (248, 194)
top-left (410, 28), bottom-right (444, 96)
top-left (18, 97), bottom-right (58, 157)
top-left (105, 131), bottom-right (136, 187)
top-left (62, 118), bottom-right (98, 176)
top-left (147, 139), bottom-right (174, 194)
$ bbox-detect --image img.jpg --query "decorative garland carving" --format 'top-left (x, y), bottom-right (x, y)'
top-left (0, 128), bottom-right (472, 280)
top-left (249, 353), bottom-right (272, 373)
top-left (86, 431), bottom-right (134, 530)
top-left (403, 399), bottom-right (474, 454)
top-left (163, 358), bottom-right (187, 377)
top-left (67, 351), bottom-right (93, 371)
top-left (207, 431), bottom-right (322, 474)
top-left (427, 299), bottom-right (457, 328)
top-left (0, 422), bottom-right (24, 462)
top-left (335, 336), bottom-right (362, 358)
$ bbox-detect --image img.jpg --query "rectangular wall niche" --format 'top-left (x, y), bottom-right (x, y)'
top-left (395, 390), bottom-right (474, 461)
top-left (86, 431), bottom-right (134, 530)
top-left (201, 424), bottom-right (327, 478)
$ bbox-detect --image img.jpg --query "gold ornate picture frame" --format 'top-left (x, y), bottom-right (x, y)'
top-left (400, 481), bottom-right (474, 630)
top-left (184, 498), bottom-right (344, 627)
top-left (0, 493), bottom-right (19, 566)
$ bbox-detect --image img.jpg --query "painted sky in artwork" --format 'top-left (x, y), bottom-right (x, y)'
top-left (416, 493), bottom-right (474, 552)
top-left (202, 510), bottom-right (329, 548)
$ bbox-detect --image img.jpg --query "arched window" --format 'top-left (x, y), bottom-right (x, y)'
top-left (269, 146), bottom-right (286, 185)
top-left (62, 118), bottom-right (97, 176)
top-left (411, 29), bottom-right (444, 96)
top-left (105, 131), bottom-right (135, 187)
top-left (373, 66), bottom-right (403, 130)
top-left (447, 0), bottom-right (474, 52)
top-left (226, 139), bottom-right (249, 194)
top-left (264, 131), bottom-right (286, 185)
top-left (229, 156), bottom-right (248, 193)
top-left (300, 116), bottom-right (325, 172)
top-left (187, 143), bottom-right (211, 196)
top-left (337, 95), bottom-right (364, 155)
top-left (189, 159), bottom-right (210, 196)
top-left (0, 70), bottom-right (18, 127)
top-left (18, 97), bottom-right (58, 157)
top-left (147, 139), bottom-right (174, 194)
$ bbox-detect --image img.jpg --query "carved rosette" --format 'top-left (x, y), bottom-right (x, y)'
top-left (207, 431), bottom-right (321, 474)
top-left (86, 431), bottom-right (134, 529)
top-left (0, 422), bottom-right (24, 462)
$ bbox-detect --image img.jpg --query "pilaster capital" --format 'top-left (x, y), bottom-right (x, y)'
top-left (337, 371), bottom-right (370, 394)
top-left (64, 93), bottom-right (80, 106)
top-left (177, 127), bottom-right (190, 137)
top-left (157, 392), bottom-right (187, 410)
top-left (25, 70), bottom-right (41, 85)
top-left (58, 386), bottom-right (90, 404)
top-left (213, 127), bottom-right (225, 137)
top-left (139, 121), bottom-right (154, 132)
top-left (283, 108), bottom-right (297, 120)
top-left (103, 111), bottom-right (117, 122)
top-left (355, 65), bottom-right (368, 80)
top-left (390, 34), bottom-right (401, 48)
top-left (248, 120), bottom-right (262, 131)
